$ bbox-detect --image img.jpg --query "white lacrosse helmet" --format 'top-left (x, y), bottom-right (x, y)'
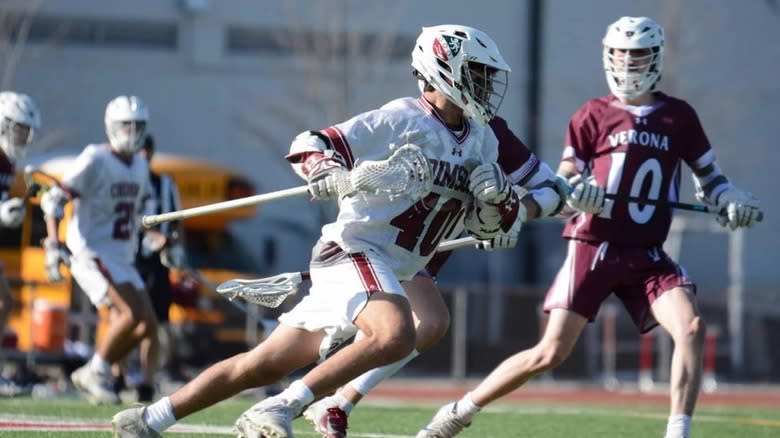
top-left (602, 16), bottom-right (664, 99)
top-left (105, 95), bottom-right (149, 155)
top-left (0, 91), bottom-right (41, 163)
top-left (411, 24), bottom-right (510, 125)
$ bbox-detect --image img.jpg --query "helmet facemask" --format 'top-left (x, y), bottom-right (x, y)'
top-left (602, 16), bottom-right (664, 99)
top-left (411, 25), bottom-right (511, 125)
top-left (104, 95), bottom-right (149, 156)
top-left (0, 91), bottom-right (41, 163)
top-left (460, 62), bottom-right (509, 126)
top-left (603, 46), bottom-right (662, 99)
top-left (107, 120), bottom-right (147, 156)
top-left (0, 117), bottom-right (35, 162)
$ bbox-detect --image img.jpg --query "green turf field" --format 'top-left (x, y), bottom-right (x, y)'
top-left (1, 395), bottom-right (779, 437)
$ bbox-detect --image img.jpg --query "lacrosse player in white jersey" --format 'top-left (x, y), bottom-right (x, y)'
top-left (112, 24), bottom-right (529, 438)
top-left (298, 113), bottom-right (567, 438)
top-left (41, 95), bottom-right (159, 405)
top-left (0, 91), bottom-right (41, 396)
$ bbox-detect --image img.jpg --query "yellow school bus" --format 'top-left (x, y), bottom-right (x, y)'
top-left (0, 153), bottom-right (262, 363)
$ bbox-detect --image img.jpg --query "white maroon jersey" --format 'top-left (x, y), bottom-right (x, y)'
top-left (64, 144), bottom-right (150, 264)
top-left (314, 97), bottom-right (500, 280)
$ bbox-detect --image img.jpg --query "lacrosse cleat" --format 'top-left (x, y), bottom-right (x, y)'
top-left (303, 397), bottom-right (348, 438)
top-left (71, 364), bottom-right (121, 405)
top-left (112, 406), bottom-right (162, 438)
top-left (416, 402), bottom-right (471, 438)
top-left (234, 397), bottom-right (300, 438)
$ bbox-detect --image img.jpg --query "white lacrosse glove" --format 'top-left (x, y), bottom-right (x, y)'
top-left (304, 153), bottom-right (348, 200)
top-left (479, 216), bottom-right (523, 251)
top-left (0, 197), bottom-right (25, 228)
top-left (43, 238), bottom-right (65, 283)
top-left (41, 186), bottom-right (66, 219)
top-left (464, 200), bottom-right (502, 240)
top-left (715, 187), bottom-right (762, 230)
top-left (161, 244), bottom-right (186, 269)
top-left (566, 174), bottom-right (605, 214)
top-left (469, 163), bottom-right (511, 204)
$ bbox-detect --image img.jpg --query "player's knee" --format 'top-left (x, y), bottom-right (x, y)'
top-left (686, 316), bottom-right (706, 346)
top-left (375, 326), bottom-right (416, 363)
top-left (132, 317), bottom-right (157, 339)
top-left (415, 311), bottom-right (450, 352)
top-left (535, 344), bottom-right (570, 371)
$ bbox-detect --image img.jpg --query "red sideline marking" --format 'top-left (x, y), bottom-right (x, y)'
top-left (0, 419), bottom-right (235, 434)
top-left (0, 420), bottom-right (110, 430)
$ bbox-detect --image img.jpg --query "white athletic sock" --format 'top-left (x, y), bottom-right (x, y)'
top-left (665, 414), bottom-right (691, 438)
top-left (279, 379), bottom-right (315, 410)
top-left (88, 354), bottom-right (111, 375)
top-left (329, 392), bottom-right (355, 415)
top-left (350, 349), bottom-right (420, 396)
top-left (143, 396), bottom-right (176, 433)
top-left (455, 392), bottom-right (481, 421)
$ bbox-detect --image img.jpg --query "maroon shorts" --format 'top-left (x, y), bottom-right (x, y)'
top-left (544, 239), bottom-right (695, 333)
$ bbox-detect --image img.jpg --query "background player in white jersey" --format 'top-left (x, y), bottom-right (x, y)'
top-left (0, 91), bottom-right (40, 395)
top-left (41, 95), bottom-right (160, 405)
top-left (416, 17), bottom-right (763, 438)
top-left (300, 114), bottom-right (568, 438)
top-left (112, 24), bottom-right (524, 438)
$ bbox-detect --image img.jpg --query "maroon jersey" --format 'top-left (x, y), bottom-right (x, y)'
top-left (490, 116), bottom-right (540, 184)
top-left (562, 93), bottom-right (712, 246)
top-left (0, 151), bottom-right (15, 199)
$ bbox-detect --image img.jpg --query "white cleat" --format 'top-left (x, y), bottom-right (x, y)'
top-left (111, 406), bottom-right (162, 438)
top-left (416, 402), bottom-right (471, 438)
top-left (234, 397), bottom-right (300, 438)
top-left (70, 364), bottom-right (121, 405)
top-left (303, 396), bottom-right (349, 438)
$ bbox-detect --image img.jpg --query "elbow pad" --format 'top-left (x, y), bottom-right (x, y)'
top-left (522, 162), bottom-right (570, 217)
top-left (527, 186), bottom-right (565, 217)
top-left (286, 131), bottom-right (346, 181)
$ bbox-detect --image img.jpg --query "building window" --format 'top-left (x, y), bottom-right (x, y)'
top-left (4, 14), bottom-right (178, 50)
top-left (226, 26), bottom-right (414, 60)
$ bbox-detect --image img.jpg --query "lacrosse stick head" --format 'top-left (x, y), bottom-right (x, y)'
top-left (216, 271), bottom-right (304, 308)
top-left (348, 143), bottom-right (432, 202)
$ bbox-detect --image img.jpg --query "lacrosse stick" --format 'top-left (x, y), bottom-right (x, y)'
top-left (5, 165), bottom-right (57, 214)
top-left (23, 164), bottom-right (65, 192)
top-left (17, 182), bottom-right (42, 205)
top-left (216, 271), bottom-right (311, 309)
top-left (436, 236), bottom-right (491, 251)
top-left (142, 143), bottom-right (433, 228)
top-left (561, 177), bottom-right (763, 222)
top-left (214, 233), bottom-right (493, 308)
top-left (11, 164), bottom-right (62, 209)
top-left (603, 193), bottom-right (764, 222)
top-left (183, 266), bottom-right (267, 323)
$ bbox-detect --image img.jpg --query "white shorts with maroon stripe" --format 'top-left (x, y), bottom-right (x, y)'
top-left (278, 241), bottom-right (405, 362)
top-left (69, 252), bottom-right (145, 307)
